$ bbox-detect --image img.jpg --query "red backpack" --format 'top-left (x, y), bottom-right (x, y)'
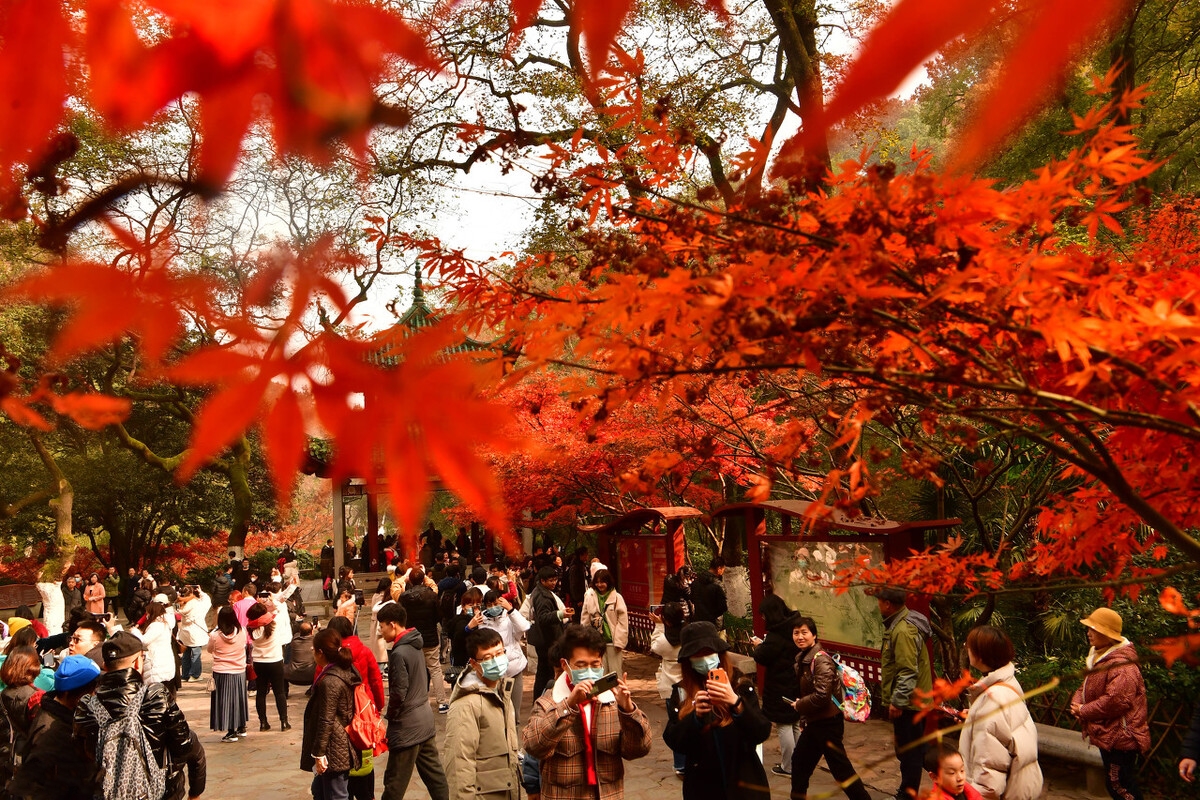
top-left (346, 682), bottom-right (388, 755)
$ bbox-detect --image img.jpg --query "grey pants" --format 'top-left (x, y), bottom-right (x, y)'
top-left (381, 737), bottom-right (448, 800)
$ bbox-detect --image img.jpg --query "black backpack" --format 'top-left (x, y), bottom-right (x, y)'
top-left (438, 581), bottom-right (460, 623)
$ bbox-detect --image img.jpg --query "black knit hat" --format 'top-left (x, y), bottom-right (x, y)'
top-left (676, 621), bottom-right (731, 662)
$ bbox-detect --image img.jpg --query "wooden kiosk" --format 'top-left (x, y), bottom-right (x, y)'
top-left (712, 500), bottom-right (959, 682)
top-left (578, 506), bottom-right (701, 651)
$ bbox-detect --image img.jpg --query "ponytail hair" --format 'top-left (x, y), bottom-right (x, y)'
top-left (313, 628), bottom-right (354, 669)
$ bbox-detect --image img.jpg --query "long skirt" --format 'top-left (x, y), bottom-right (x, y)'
top-left (210, 671), bottom-right (249, 732)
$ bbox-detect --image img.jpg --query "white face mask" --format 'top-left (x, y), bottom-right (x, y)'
top-left (690, 654), bottom-right (721, 674)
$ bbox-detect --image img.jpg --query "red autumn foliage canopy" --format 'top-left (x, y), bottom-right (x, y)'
top-left (3, 0), bottom-right (1193, 597)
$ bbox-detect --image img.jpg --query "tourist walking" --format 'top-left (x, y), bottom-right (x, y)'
top-left (875, 586), bottom-right (933, 800)
top-left (302, 628), bottom-right (362, 800)
top-left (959, 625), bottom-right (1043, 800)
top-left (208, 606), bottom-right (249, 742)
top-left (443, 628), bottom-right (522, 800)
top-left (247, 601), bottom-right (289, 732)
top-left (580, 569), bottom-right (628, 678)
top-left (398, 567), bottom-right (448, 713)
top-left (376, 601), bottom-right (449, 800)
top-left (664, 621), bottom-right (770, 799)
top-left (326, 616), bottom-right (385, 709)
top-left (751, 593), bottom-right (803, 777)
top-left (650, 601), bottom-right (686, 776)
top-left (788, 616), bottom-right (871, 800)
top-left (478, 589), bottom-right (531, 724)
top-left (1070, 607), bottom-right (1150, 800)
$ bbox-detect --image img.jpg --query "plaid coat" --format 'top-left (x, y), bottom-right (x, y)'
top-left (522, 673), bottom-right (652, 800)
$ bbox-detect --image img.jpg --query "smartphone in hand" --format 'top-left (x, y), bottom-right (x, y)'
top-left (707, 667), bottom-right (729, 685)
top-left (590, 671), bottom-right (620, 697)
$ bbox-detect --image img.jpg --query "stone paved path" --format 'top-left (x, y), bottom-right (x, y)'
top-left (175, 645), bottom-right (1097, 800)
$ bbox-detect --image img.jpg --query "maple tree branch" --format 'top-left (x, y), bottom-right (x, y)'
top-left (851, 562), bottom-right (1200, 599)
top-left (1, 487), bottom-right (54, 520)
top-left (38, 173), bottom-right (205, 253)
top-left (112, 423), bottom-right (188, 474)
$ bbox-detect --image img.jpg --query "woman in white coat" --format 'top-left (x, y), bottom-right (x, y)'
top-left (960, 625), bottom-right (1044, 800)
top-left (133, 601), bottom-right (177, 685)
top-left (579, 569), bottom-right (628, 676)
top-left (477, 588), bottom-right (531, 723)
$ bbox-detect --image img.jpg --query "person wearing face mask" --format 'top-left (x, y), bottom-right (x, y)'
top-left (443, 628), bottom-right (522, 800)
top-left (478, 589), bottom-right (531, 725)
top-left (450, 587), bottom-right (484, 686)
top-left (663, 621), bottom-right (771, 800)
top-left (522, 624), bottom-right (651, 800)
top-left (788, 616), bottom-right (871, 800)
top-left (579, 570), bottom-right (628, 678)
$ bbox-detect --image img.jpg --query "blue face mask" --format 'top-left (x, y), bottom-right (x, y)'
top-left (569, 666), bottom-right (606, 685)
top-left (479, 654), bottom-right (508, 681)
top-left (483, 606), bottom-right (505, 619)
top-left (691, 654), bottom-right (721, 674)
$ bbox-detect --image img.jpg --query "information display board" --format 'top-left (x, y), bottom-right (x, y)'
top-left (766, 540), bottom-right (886, 651)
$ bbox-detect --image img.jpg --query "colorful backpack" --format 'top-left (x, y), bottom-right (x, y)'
top-left (816, 650), bottom-right (872, 722)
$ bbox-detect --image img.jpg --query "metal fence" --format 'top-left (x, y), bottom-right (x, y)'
top-left (1027, 686), bottom-right (1193, 787)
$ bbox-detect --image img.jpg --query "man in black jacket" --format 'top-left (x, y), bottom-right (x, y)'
top-left (285, 621), bottom-right (316, 686)
top-left (528, 566), bottom-right (570, 700)
top-left (690, 557), bottom-right (728, 628)
top-left (75, 631), bottom-right (203, 800)
top-left (399, 568), bottom-right (447, 712)
top-left (211, 564), bottom-right (233, 609)
top-left (9, 655), bottom-right (102, 799)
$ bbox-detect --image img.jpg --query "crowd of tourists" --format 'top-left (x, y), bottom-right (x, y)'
top-left (0, 539), bottom-right (1191, 800)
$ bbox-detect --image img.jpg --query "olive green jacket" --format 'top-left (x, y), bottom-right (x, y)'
top-left (880, 606), bottom-right (932, 710)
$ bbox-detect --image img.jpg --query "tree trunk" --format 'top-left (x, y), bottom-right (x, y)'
top-left (761, 0), bottom-right (832, 173)
top-left (29, 433), bottom-right (73, 633)
top-left (29, 433), bottom-right (75, 582)
top-left (225, 437), bottom-right (254, 559)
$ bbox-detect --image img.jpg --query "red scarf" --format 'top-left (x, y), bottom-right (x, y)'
top-left (566, 675), bottom-right (598, 785)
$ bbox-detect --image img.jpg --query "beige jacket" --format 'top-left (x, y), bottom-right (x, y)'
top-left (960, 662), bottom-right (1044, 800)
top-left (443, 670), bottom-right (521, 800)
top-left (580, 589), bottom-right (629, 650)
